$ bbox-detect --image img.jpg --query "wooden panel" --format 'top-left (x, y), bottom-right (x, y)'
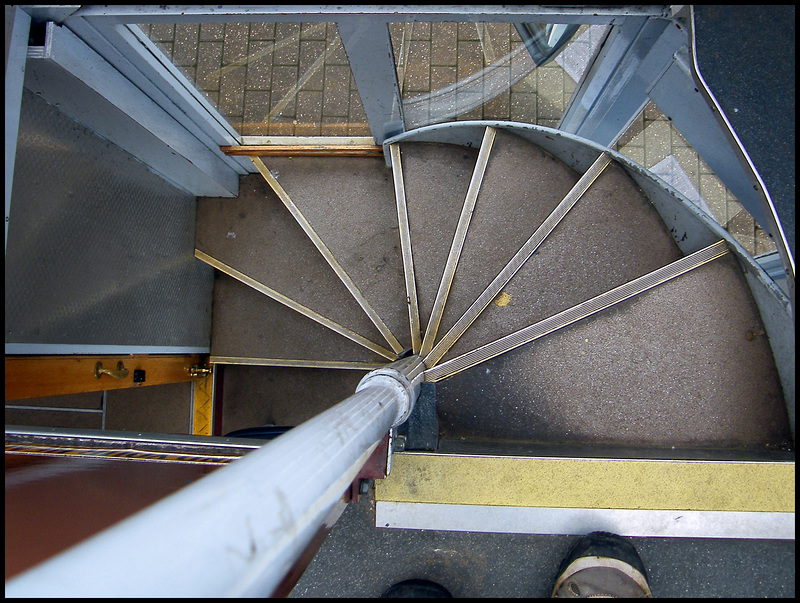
top-left (5, 355), bottom-right (207, 401)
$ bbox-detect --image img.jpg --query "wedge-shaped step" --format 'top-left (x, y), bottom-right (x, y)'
top-left (433, 251), bottom-right (791, 451)
top-left (218, 364), bottom-right (367, 435)
top-left (437, 158), bottom-right (684, 363)
top-left (419, 127), bottom-right (497, 356)
top-left (255, 155), bottom-right (408, 352)
top-left (423, 128), bottom-right (583, 357)
top-left (395, 141), bottom-right (480, 345)
top-left (427, 241), bottom-right (728, 381)
top-left (196, 174), bottom-right (394, 360)
top-left (209, 273), bottom-right (389, 368)
top-left (424, 152), bottom-right (613, 367)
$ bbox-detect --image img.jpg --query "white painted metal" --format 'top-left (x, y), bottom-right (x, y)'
top-left (4, 343), bottom-right (211, 355)
top-left (376, 502), bottom-right (796, 540)
top-left (5, 6), bottom-right (31, 253)
top-left (4, 356), bottom-right (424, 597)
top-left (24, 22), bottom-right (240, 197)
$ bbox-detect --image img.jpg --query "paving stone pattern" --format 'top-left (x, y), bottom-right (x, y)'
top-left (140, 21), bottom-right (772, 256)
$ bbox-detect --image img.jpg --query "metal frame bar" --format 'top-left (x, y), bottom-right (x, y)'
top-left (558, 16), bottom-right (682, 147)
top-left (60, 6), bottom-right (671, 24)
top-left (4, 343), bottom-right (210, 355)
top-left (377, 503), bottom-right (794, 540)
top-left (337, 18), bottom-right (405, 143)
top-left (5, 6), bottom-right (31, 253)
top-left (24, 22), bottom-right (240, 197)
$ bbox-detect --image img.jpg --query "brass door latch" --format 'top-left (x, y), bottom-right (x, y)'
top-left (189, 364), bottom-right (212, 378)
top-left (95, 361), bottom-right (129, 380)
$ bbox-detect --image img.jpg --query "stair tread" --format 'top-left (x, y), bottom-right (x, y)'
top-left (437, 254), bottom-right (790, 450)
top-left (400, 142), bottom-right (479, 331)
top-left (196, 175), bottom-right (387, 348)
top-left (219, 365), bottom-right (365, 435)
top-left (262, 156), bottom-right (410, 350)
top-left (433, 129), bottom-right (581, 348)
top-left (441, 160), bottom-right (684, 361)
top-left (209, 274), bottom-right (389, 364)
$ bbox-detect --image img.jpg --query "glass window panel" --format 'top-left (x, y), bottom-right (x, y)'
top-left (390, 22), bottom-right (609, 130)
top-left (137, 22), bottom-right (371, 137)
top-left (615, 102), bottom-right (776, 256)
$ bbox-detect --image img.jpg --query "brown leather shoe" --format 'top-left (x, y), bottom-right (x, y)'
top-left (552, 532), bottom-right (652, 598)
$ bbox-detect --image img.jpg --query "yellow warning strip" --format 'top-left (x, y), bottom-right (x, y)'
top-left (376, 454), bottom-right (795, 513)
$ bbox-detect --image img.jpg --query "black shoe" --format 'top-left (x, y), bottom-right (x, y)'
top-left (381, 579), bottom-right (452, 598)
top-left (552, 532), bottom-right (651, 598)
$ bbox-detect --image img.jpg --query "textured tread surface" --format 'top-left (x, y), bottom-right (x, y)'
top-left (437, 254), bottom-right (790, 450)
top-left (442, 160), bottom-right (683, 360)
top-left (400, 142), bottom-right (479, 332)
top-left (209, 274), bottom-right (388, 364)
top-left (262, 156), bottom-right (410, 350)
top-left (197, 175), bottom-right (387, 347)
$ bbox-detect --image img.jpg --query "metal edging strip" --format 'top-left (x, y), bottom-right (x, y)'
top-left (390, 144), bottom-right (422, 353)
top-left (209, 356), bottom-right (385, 370)
top-left (420, 126), bottom-right (497, 357)
top-left (376, 502), bottom-right (794, 540)
top-left (194, 249), bottom-right (395, 361)
top-left (425, 240), bottom-right (729, 381)
top-left (251, 156), bottom-right (404, 354)
top-left (424, 151), bottom-right (612, 367)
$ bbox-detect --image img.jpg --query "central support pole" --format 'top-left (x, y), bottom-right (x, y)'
top-left (5, 357), bottom-right (425, 598)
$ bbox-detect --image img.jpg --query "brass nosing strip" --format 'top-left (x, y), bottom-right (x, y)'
top-left (195, 250), bottom-right (395, 360)
top-left (210, 356), bottom-right (386, 370)
top-left (390, 144), bottom-right (423, 353)
top-left (420, 126), bottom-right (497, 357)
top-left (425, 240), bottom-right (729, 382)
top-left (251, 157), bottom-right (404, 354)
top-left (425, 152), bottom-right (612, 367)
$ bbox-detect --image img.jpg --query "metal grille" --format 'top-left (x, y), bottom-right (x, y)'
top-left (5, 90), bottom-right (213, 349)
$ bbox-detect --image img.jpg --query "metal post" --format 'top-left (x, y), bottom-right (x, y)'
top-left (5, 356), bottom-right (425, 597)
top-left (337, 17), bottom-right (405, 143)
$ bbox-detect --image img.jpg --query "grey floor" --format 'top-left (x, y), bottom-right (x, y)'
top-left (291, 491), bottom-right (795, 598)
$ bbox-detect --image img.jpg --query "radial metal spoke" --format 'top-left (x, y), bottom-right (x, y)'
top-left (420, 126), bottom-right (497, 357)
top-left (424, 151), bottom-right (612, 367)
top-left (195, 250), bottom-right (396, 361)
top-left (424, 240), bottom-right (730, 382)
top-left (252, 156), bottom-right (404, 354)
top-left (390, 143), bottom-right (422, 353)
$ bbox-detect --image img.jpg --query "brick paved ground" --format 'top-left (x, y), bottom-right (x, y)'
top-left (139, 20), bottom-right (773, 255)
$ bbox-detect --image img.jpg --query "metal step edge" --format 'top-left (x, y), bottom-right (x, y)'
top-left (375, 452), bottom-right (795, 539)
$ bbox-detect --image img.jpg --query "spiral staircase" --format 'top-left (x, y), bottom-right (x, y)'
top-left (196, 122), bottom-right (792, 459)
